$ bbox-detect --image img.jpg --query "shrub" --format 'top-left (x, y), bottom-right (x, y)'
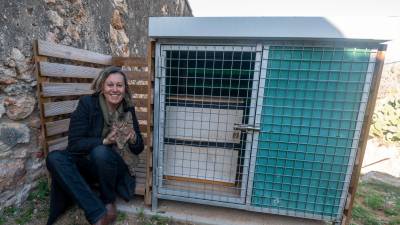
top-left (364, 193), bottom-right (385, 210)
top-left (370, 97), bottom-right (400, 144)
top-left (352, 204), bottom-right (382, 225)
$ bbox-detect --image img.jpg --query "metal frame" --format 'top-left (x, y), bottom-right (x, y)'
top-left (155, 44), bottom-right (259, 205)
top-left (152, 42), bottom-right (162, 210)
top-left (336, 50), bottom-right (377, 220)
top-left (152, 39), bottom-right (381, 223)
top-left (246, 44), bottom-right (269, 205)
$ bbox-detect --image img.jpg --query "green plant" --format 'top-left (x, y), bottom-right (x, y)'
top-left (352, 204), bottom-right (382, 225)
top-left (364, 193), bottom-right (385, 210)
top-left (117, 211), bottom-right (127, 222)
top-left (384, 207), bottom-right (399, 216)
top-left (137, 207), bottom-right (146, 223)
top-left (388, 216), bottom-right (400, 225)
top-left (4, 207), bottom-right (15, 217)
top-left (14, 206), bottom-right (33, 225)
top-left (396, 198), bottom-right (400, 210)
top-left (28, 178), bottom-right (50, 202)
top-left (148, 214), bottom-right (170, 225)
top-left (0, 216), bottom-right (6, 225)
top-left (370, 97), bottom-right (400, 143)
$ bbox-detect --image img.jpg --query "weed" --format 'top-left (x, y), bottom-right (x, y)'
top-left (384, 207), bottom-right (399, 216)
top-left (396, 198), bottom-right (400, 210)
top-left (0, 179), bottom-right (50, 225)
top-left (117, 211), bottom-right (127, 222)
top-left (137, 207), bottom-right (146, 223)
top-left (0, 216), bottom-right (6, 225)
top-left (14, 206), bottom-right (33, 225)
top-left (149, 214), bottom-right (170, 225)
top-left (352, 204), bottom-right (382, 225)
top-left (388, 216), bottom-right (400, 225)
top-left (28, 178), bottom-right (50, 202)
top-left (364, 193), bottom-right (385, 210)
top-left (3, 206), bottom-right (17, 217)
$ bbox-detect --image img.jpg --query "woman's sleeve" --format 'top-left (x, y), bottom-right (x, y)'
top-left (128, 108), bottom-right (144, 155)
top-left (67, 97), bottom-right (103, 154)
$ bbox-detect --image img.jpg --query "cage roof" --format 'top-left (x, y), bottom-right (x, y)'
top-left (149, 17), bottom-right (398, 43)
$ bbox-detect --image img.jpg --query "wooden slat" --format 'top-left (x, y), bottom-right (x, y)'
top-left (44, 100), bottom-right (79, 117)
top-left (44, 99), bottom-right (148, 117)
top-left (125, 71), bottom-right (150, 81)
top-left (135, 183), bottom-right (145, 195)
top-left (132, 98), bottom-right (148, 107)
top-left (48, 136), bottom-right (68, 152)
top-left (46, 117), bottom-right (146, 135)
top-left (112, 56), bottom-right (147, 67)
top-left (136, 111), bottom-right (148, 120)
top-left (38, 40), bottom-right (112, 65)
top-left (136, 178), bottom-right (145, 185)
top-left (136, 172), bottom-right (146, 179)
top-left (135, 167), bottom-right (146, 173)
top-left (129, 84), bottom-right (148, 94)
top-left (47, 137), bottom-right (150, 156)
top-left (40, 62), bottom-right (101, 79)
top-left (46, 119), bottom-right (70, 136)
top-left (42, 83), bottom-right (94, 97)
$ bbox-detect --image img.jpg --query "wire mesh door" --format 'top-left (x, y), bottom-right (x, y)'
top-left (248, 45), bottom-right (376, 221)
top-left (156, 45), bottom-right (262, 204)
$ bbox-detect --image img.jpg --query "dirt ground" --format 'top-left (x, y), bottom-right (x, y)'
top-left (1, 203), bottom-right (192, 225)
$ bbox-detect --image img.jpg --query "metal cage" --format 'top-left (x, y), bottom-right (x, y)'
top-left (153, 40), bottom-right (378, 222)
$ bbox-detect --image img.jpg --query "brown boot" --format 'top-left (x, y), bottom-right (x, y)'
top-left (105, 203), bottom-right (117, 224)
top-left (92, 214), bottom-right (110, 225)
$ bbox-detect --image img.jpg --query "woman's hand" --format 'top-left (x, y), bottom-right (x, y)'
top-left (103, 129), bottom-right (117, 145)
top-left (127, 127), bottom-right (137, 144)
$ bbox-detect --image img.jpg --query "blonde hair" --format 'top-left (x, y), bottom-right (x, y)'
top-left (92, 66), bottom-right (133, 108)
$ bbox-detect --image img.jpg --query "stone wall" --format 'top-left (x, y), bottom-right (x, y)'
top-left (0, 0), bottom-right (191, 209)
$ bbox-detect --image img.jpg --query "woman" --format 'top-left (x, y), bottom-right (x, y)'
top-left (46, 67), bottom-right (144, 225)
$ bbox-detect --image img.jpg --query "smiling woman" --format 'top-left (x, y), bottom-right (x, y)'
top-left (45, 66), bottom-right (144, 225)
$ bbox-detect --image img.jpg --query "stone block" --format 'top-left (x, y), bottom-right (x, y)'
top-left (4, 95), bottom-right (36, 120)
top-left (0, 159), bottom-right (26, 192)
top-left (0, 122), bottom-right (30, 152)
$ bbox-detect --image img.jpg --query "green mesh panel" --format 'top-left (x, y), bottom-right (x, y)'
top-left (252, 46), bottom-right (373, 220)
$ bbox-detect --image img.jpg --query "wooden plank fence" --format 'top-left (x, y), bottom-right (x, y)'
top-left (33, 39), bottom-right (153, 204)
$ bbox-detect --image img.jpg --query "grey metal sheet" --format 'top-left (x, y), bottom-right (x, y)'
top-left (149, 17), bottom-right (397, 42)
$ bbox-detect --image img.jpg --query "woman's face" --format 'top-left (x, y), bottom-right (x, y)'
top-left (103, 73), bottom-right (126, 108)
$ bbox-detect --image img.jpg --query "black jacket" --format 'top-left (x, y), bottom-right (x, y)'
top-left (67, 94), bottom-right (144, 200)
top-left (67, 94), bottom-right (144, 156)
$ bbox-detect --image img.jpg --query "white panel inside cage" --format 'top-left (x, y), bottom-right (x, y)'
top-left (165, 106), bottom-right (243, 144)
top-left (164, 144), bottom-right (239, 184)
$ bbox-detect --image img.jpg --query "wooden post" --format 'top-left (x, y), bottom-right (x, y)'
top-left (342, 46), bottom-right (386, 225)
top-left (144, 40), bottom-right (156, 205)
top-left (33, 40), bottom-right (49, 156)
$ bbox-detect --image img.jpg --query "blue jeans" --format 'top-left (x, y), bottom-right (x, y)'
top-left (46, 145), bottom-right (129, 225)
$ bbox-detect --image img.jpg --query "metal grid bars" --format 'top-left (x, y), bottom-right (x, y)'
top-left (251, 45), bottom-right (376, 221)
top-left (157, 45), bottom-right (261, 204)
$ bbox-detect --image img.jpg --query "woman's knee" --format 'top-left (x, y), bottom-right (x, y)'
top-left (89, 145), bottom-right (116, 166)
top-left (46, 150), bottom-right (70, 171)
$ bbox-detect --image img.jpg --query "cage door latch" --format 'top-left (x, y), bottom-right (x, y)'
top-left (233, 123), bottom-right (260, 132)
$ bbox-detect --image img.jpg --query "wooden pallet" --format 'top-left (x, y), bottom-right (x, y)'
top-left (33, 39), bottom-right (153, 204)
